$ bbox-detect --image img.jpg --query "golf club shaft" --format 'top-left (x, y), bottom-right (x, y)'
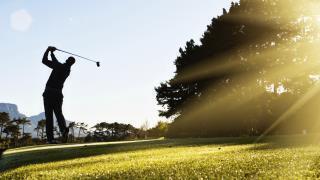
top-left (56, 49), bottom-right (98, 63)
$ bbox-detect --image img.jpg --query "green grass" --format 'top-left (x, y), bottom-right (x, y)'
top-left (1, 135), bottom-right (320, 179)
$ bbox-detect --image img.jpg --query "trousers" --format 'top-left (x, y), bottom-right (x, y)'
top-left (43, 90), bottom-right (67, 141)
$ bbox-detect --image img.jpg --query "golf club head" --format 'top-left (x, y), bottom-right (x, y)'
top-left (96, 62), bottom-right (100, 67)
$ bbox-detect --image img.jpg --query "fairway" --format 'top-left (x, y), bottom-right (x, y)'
top-left (1, 135), bottom-right (320, 179)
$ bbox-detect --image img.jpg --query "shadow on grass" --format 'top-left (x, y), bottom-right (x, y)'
top-left (0, 135), bottom-right (316, 172)
top-left (247, 134), bottom-right (320, 151)
top-left (0, 137), bottom-right (256, 172)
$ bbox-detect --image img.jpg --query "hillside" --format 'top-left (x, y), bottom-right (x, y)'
top-left (1, 135), bottom-right (320, 179)
top-left (0, 103), bottom-right (77, 137)
top-left (0, 103), bottom-right (26, 119)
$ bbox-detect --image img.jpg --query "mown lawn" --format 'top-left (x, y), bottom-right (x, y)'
top-left (1, 135), bottom-right (320, 179)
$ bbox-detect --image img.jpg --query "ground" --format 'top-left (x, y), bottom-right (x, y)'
top-left (1, 135), bottom-right (320, 179)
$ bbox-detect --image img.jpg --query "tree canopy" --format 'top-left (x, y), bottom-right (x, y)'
top-left (156, 0), bottom-right (320, 137)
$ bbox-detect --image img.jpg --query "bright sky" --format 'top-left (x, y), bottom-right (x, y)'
top-left (0, 0), bottom-right (236, 128)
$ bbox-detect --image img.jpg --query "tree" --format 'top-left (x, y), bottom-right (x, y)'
top-left (156, 0), bottom-right (320, 137)
top-left (20, 133), bottom-right (32, 146)
top-left (140, 120), bottom-right (149, 139)
top-left (148, 121), bottom-right (169, 137)
top-left (68, 122), bottom-right (76, 141)
top-left (11, 118), bottom-right (31, 145)
top-left (53, 127), bottom-right (61, 138)
top-left (19, 118), bottom-right (31, 137)
top-left (3, 123), bottom-right (20, 146)
top-left (12, 119), bottom-right (22, 138)
top-left (0, 112), bottom-right (10, 139)
top-left (93, 122), bottom-right (112, 141)
top-left (2, 121), bottom-right (13, 140)
top-left (91, 122), bottom-right (139, 141)
top-left (34, 126), bottom-right (40, 138)
top-left (37, 119), bottom-right (46, 140)
top-left (76, 122), bottom-right (88, 138)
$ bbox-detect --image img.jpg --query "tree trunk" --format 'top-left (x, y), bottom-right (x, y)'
top-left (41, 128), bottom-right (44, 140)
top-left (0, 126), bottom-right (2, 140)
top-left (22, 124), bottom-right (25, 136)
top-left (71, 128), bottom-right (74, 141)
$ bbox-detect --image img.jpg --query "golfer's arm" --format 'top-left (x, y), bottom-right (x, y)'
top-left (42, 49), bottom-right (53, 68)
top-left (50, 52), bottom-right (59, 63)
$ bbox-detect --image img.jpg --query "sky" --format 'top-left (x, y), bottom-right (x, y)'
top-left (0, 0), bottom-right (236, 128)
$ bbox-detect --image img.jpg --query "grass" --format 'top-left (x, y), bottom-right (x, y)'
top-left (1, 135), bottom-right (320, 179)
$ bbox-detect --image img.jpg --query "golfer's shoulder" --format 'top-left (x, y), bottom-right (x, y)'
top-left (52, 63), bottom-right (67, 72)
top-left (53, 61), bottom-right (64, 68)
top-left (62, 64), bottom-right (71, 72)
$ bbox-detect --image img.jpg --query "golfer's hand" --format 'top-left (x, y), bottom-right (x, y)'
top-left (48, 46), bottom-right (57, 52)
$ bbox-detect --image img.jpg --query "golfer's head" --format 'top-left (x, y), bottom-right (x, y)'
top-left (66, 57), bottom-right (76, 66)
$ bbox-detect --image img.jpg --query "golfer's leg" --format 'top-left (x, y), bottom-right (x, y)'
top-left (44, 97), bottom-right (54, 141)
top-left (53, 97), bottom-right (67, 132)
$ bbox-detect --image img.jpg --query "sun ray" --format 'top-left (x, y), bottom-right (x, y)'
top-left (256, 81), bottom-right (320, 142)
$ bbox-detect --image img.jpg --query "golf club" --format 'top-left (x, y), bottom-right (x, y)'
top-left (56, 48), bottom-right (100, 67)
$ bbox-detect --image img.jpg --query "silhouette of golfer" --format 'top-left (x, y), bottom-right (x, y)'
top-left (42, 46), bottom-right (75, 144)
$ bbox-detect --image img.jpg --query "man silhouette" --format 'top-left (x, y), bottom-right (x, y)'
top-left (42, 46), bottom-right (75, 144)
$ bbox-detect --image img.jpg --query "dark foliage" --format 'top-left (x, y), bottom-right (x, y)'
top-left (156, 0), bottom-right (320, 137)
top-left (91, 122), bottom-right (139, 141)
top-left (147, 121), bottom-right (169, 138)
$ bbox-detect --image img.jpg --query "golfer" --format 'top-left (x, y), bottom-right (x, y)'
top-left (42, 46), bottom-right (75, 144)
